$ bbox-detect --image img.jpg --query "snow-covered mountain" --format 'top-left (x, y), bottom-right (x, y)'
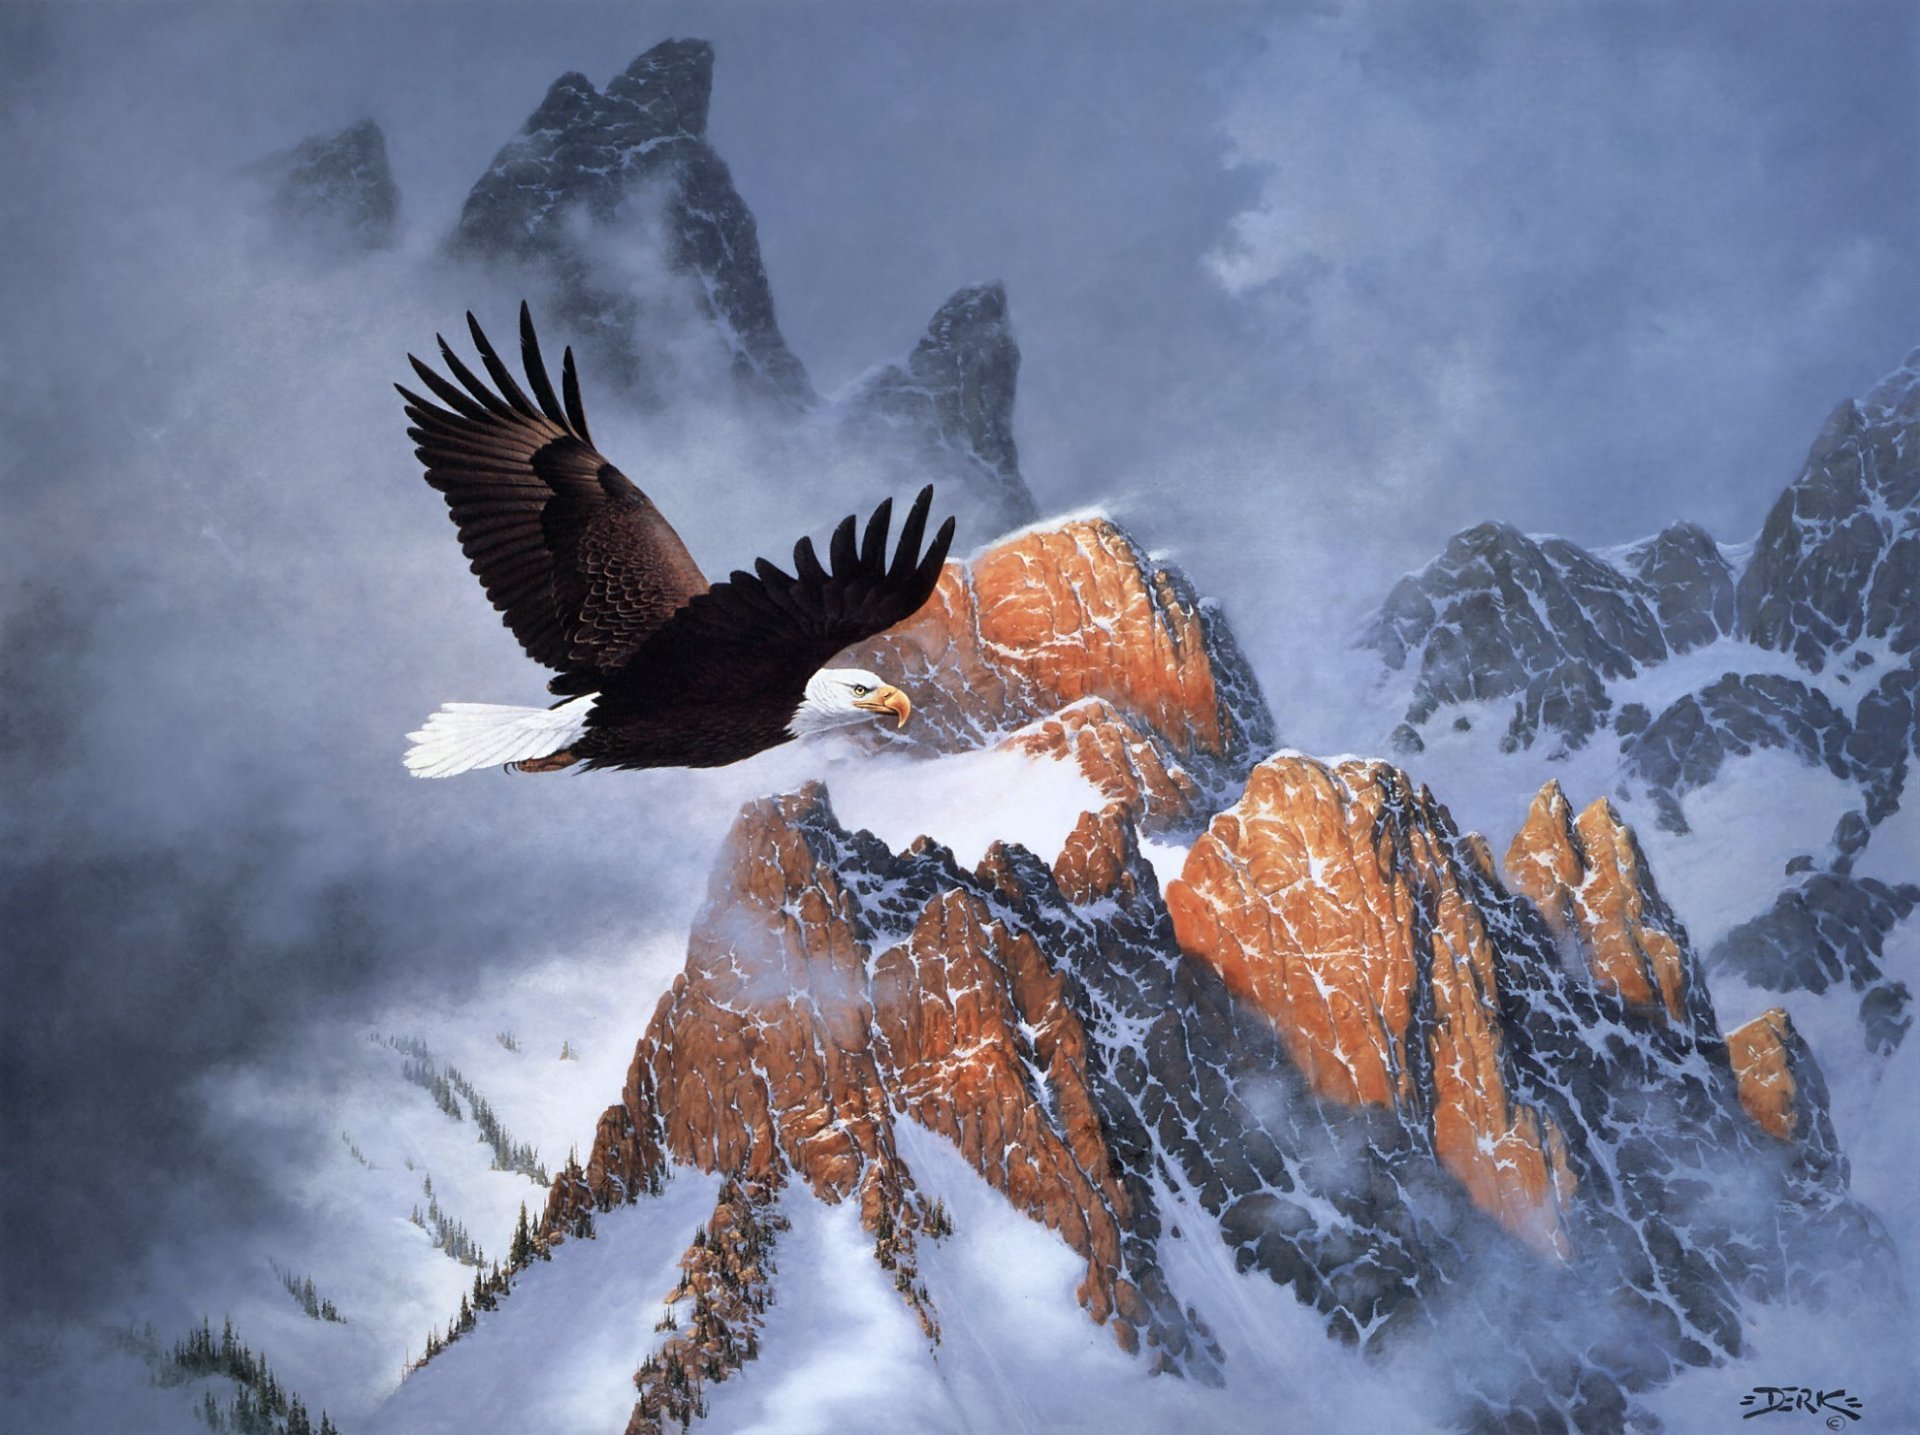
top-left (110, 513), bottom-right (1894, 1435)
top-left (438, 37), bottom-right (1039, 531)
top-left (450, 38), bottom-right (812, 409)
top-left (92, 44), bottom-right (1916, 1435)
top-left (1361, 351), bottom-right (1920, 1054)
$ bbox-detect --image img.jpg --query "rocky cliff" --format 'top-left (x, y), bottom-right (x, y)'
top-left (450, 39), bottom-right (811, 406)
top-left (1738, 355), bottom-right (1920, 666)
top-left (1368, 351), bottom-right (1918, 773)
top-left (259, 118), bottom-right (399, 250)
top-left (1363, 350), bottom-right (1920, 1047)
top-left (839, 282), bottom-right (1038, 531)
top-left (1502, 779), bottom-right (1713, 1033)
top-left (440, 39), bottom-right (1040, 530)
top-left (842, 515), bottom-right (1274, 818)
top-left (528, 761), bottom-right (1881, 1432)
top-left (453, 517), bottom-right (1888, 1435)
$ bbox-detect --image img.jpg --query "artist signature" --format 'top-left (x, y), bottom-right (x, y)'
top-left (1738, 1386), bottom-right (1864, 1424)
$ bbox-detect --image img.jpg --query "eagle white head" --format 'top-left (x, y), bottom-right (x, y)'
top-left (788, 667), bottom-right (913, 737)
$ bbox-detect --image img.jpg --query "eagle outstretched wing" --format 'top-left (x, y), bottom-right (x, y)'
top-left (593, 485), bottom-right (955, 722)
top-left (395, 304), bottom-right (709, 686)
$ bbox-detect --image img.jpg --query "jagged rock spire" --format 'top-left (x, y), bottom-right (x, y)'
top-left (452, 38), bottom-right (812, 406)
top-left (841, 281), bottom-right (1038, 532)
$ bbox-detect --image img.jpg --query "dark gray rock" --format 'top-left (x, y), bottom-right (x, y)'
top-left (263, 118), bottom-right (398, 250)
top-left (1710, 874), bottom-right (1919, 1051)
top-left (840, 282), bottom-right (1038, 533)
top-left (1737, 352), bottom-right (1920, 668)
top-left (1365, 522), bottom-right (1667, 738)
top-left (1847, 657), bottom-right (1920, 823)
top-left (452, 39), bottom-right (812, 407)
top-left (1194, 596), bottom-right (1280, 788)
top-left (1501, 660), bottom-right (1612, 755)
top-left (1623, 673), bottom-right (1856, 831)
top-left (1615, 702), bottom-right (1652, 739)
top-left (1831, 810), bottom-right (1872, 873)
top-left (1618, 521), bottom-right (1737, 653)
top-left (1860, 980), bottom-right (1916, 1055)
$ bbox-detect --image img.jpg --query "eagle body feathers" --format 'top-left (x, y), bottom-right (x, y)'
top-left (397, 305), bottom-right (952, 777)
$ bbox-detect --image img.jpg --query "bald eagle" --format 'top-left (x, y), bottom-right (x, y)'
top-left (397, 305), bottom-right (954, 777)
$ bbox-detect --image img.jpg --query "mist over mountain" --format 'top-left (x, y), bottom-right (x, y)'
top-left (4, 8), bottom-right (1916, 1435)
top-left (1363, 352), bottom-right (1920, 1055)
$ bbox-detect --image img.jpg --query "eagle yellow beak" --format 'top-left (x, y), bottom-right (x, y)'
top-left (855, 685), bottom-right (912, 728)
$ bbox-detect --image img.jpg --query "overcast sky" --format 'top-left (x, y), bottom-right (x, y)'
top-left (2, 0), bottom-right (1915, 1389)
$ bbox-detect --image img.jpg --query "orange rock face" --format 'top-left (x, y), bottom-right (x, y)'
top-left (1503, 780), bottom-right (1701, 1028)
top-left (1726, 1008), bottom-right (1805, 1141)
top-left (1165, 755), bottom-right (1576, 1259)
top-left (843, 517), bottom-right (1272, 791)
top-left (627, 1175), bottom-right (788, 1435)
top-left (550, 783), bottom-right (1199, 1363)
top-left (1001, 698), bottom-right (1207, 830)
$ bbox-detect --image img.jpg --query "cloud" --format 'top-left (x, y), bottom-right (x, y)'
top-left (1199, 0), bottom-right (1918, 553)
top-left (2, 6), bottom-right (1915, 1426)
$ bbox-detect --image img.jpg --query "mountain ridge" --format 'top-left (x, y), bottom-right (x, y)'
top-left (362, 510), bottom-right (1900, 1435)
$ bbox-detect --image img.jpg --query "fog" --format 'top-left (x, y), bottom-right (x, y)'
top-left (2, 0), bottom-right (1914, 1425)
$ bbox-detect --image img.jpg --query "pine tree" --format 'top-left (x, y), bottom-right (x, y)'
top-left (509, 1202), bottom-right (535, 1268)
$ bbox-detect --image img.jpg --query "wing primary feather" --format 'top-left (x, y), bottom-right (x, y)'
top-left (918, 516), bottom-right (957, 586)
top-left (753, 556), bottom-right (794, 586)
top-left (890, 486), bottom-right (933, 581)
top-left (859, 497), bottom-right (892, 570)
top-left (561, 348), bottom-right (593, 444)
top-left (792, 535), bottom-right (828, 586)
top-left (406, 358), bottom-right (495, 423)
top-left (436, 338), bottom-right (517, 420)
top-left (828, 513), bottom-right (858, 574)
top-left (753, 559), bottom-right (813, 623)
top-left (466, 311), bottom-right (540, 419)
top-left (518, 302), bottom-right (569, 428)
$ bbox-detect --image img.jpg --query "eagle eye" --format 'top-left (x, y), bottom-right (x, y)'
top-left (851, 684), bottom-right (870, 697)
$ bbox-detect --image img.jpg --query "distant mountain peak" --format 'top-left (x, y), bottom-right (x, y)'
top-left (453, 38), bottom-right (812, 407)
top-left (260, 117), bottom-right (399, 251)
top-left (1358, 344), bottom-right (1920, 1053)
top-left (840, 280), bottom-right (1038, 533)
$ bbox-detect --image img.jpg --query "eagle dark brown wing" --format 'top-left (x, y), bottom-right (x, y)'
top-left (592, 485), bottom-right (955, 724)
top-left (396, 304), bottom-right (708, 686)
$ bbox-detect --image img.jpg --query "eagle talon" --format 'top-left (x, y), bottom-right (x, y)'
top-left (507, 750), bottom-right (578, 774)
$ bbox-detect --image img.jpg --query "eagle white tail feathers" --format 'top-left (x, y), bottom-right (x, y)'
top-left (403, 695), bottom-right (598, 779)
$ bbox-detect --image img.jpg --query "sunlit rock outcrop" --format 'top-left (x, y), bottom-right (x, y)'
top-left (844, 515), bottom-right (1275, 811)
top-left (544, 783), bottom-right (1216, 1375)
top-left (1165, 756), bottom-right (1578, 1256)
top-left (525, 745), bottom-right (1886, 1433)
top-left (1503, 779), bottom-right (1714, 1033)
top-left (1726, 1008), bottom-right (1851, 1190)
